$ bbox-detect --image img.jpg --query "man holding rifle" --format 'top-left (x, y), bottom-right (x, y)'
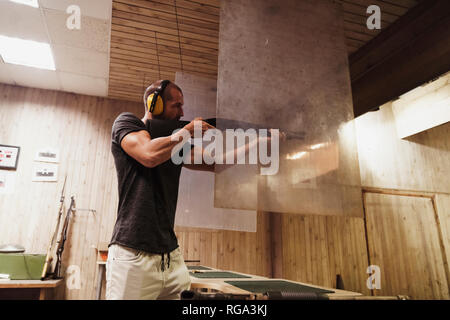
top-left (106, 80), bottom-right (216, 300)
top-left (106, 79), bottom-right (280, 300)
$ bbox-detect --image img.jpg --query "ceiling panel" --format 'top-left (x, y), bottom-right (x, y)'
top-left (8, 63), bottom-right (61, 91)
top-left (44, 8), bottom-right (110, 53)
top-left (107, 0), bottom-right (421, 103)
top-left (59, 71), bottom-right (108, 96)
top-left (0, 1), bottom-right (48, 42)
top-left (52, 44), bottom-right (109, 78)
top-left (39, 0), bottom-right (113, 20)
top-left (0, 0), bottom-right (112, 98)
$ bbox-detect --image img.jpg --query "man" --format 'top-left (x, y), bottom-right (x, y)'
top-left (106, 80), bottom-right (215, 300)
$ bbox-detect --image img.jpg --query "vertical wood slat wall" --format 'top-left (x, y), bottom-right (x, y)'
top-left (174, 211), bottom-right (272, 277)
top-left (277, 214), bottom-right (371, 295)
top-left (0, 84), bottom-right (143, 299)
top-left (364, 192), bottom-right (449, 299)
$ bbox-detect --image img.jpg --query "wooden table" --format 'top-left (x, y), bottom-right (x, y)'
top-left (0, 279), bottom-right (63, 300)
top-left (188, 268), bottom-right (409, 300)
top-left (188, 268), bottom-right (363, 299)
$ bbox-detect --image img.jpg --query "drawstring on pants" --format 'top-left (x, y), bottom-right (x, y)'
top-left (160, 253), bottom-right (170, 271)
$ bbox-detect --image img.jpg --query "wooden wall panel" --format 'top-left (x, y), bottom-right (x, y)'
top-left (279, 213), bottom-right (371, 295)
top-left (0, 84), bottom-right (143, 300)
top-left (355, 102), bottom-right (450, 194)
top-left (364, 192), bottom-right (449, 299)
top-left (435, 194), bottom-right (450, 277)
top-left (355, 94), bottom-right (450, 299)
top-left (174, 211), bottom-right (272, 277)
top-left (391, 72), bottom-right (450, 139)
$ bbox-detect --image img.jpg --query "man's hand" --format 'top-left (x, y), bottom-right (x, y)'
top-left (183, 117), bottom-right (215, 137)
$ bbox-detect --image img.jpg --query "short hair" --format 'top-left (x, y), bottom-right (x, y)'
top-left (143, 80), bottom-right (183, 113)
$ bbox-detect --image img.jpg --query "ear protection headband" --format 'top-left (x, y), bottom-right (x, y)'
top-left (147, 80), bottom-right (170, 116)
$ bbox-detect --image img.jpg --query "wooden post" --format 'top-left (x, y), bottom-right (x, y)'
top-left (269, 212), bottom-right (283, 279)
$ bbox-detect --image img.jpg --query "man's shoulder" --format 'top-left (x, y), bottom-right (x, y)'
top-left (114, 112), bottom-right (140, 123)
top-left (112, 112), bottom-right (146, 130)
top-left (111, 112), bottom-right (146, 145)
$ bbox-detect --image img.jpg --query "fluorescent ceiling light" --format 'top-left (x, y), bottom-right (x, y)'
top-left (0, 36), bottom-right (55, 70)
top-left (9, 0), bottom-right (39, 8)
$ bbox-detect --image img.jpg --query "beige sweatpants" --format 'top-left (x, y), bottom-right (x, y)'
top-left (105, 244), bottom-right (191, 300)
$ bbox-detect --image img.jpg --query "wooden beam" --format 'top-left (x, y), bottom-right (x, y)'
top-left (350, 0), bottom-right (450, 117)
top-left (269, 212), bottom-right (283, 278)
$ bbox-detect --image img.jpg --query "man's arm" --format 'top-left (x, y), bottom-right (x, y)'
top-left (183, 134), bottom-right (271, 173)
top-left (121, 130), bottom-right (184, 168)
top-left (183, 145), bottom-right (216, 172)
top-left (121, 119), bottom-right (214, 168)
top-left (183, 129), bottom-right (284, 173)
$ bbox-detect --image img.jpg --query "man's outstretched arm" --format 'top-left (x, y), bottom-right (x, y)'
top-left (121, 119), bottom-right (214, 168)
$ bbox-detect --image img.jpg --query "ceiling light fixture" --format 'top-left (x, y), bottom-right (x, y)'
top-left (0, 36), bottom-right (55, 70)
top-left (9, 0), bottom-right (39, 8)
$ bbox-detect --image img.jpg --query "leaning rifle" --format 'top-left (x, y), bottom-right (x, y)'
top-left (41, 176), bottom-right (67, 280)
top-left (52, 196), bottom-right (76, 279)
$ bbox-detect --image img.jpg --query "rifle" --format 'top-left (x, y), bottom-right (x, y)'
top-left (41, 176), bottom-right (67, 280)
top-left (52, 196), bottom-right (76, 279)
top-left (145, 118), bottom-right (305, 141)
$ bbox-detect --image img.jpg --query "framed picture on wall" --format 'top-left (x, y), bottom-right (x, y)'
top-left (0, 144), bottom-right (20, 170)
top-left (35, 148), bottom-right (59, 163)
top-left (32, 163), bottom-right (58, 182)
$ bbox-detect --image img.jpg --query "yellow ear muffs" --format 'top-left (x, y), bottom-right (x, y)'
top-left (147, 93), bottom-right (164, 115)
top-left (147, 80), bottom-right (170, 116)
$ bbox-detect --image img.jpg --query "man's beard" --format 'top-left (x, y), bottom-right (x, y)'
top-left (154, 113), bottom-right (180, 121)
top-left (153, 113), bottom-right (165, 120)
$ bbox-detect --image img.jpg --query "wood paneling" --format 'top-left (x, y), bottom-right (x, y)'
top-left (355, 102), bottom-right (450, 194)
top-left (279, 214), bottom-right (371, 295)
top-left (391, 73), bottom-right (450, 139)
top-left (364, 192), bottom-right (449, 299)
top-left (108, 0), bottom-right (421, 102)
top-left (350, 0), bottom-right (450, 117)
top-left (108, 0), bottom-right (220, 102)
top-left (355, 96), bottom-right (450, 299)
top-left (175, 211), bottom-right (272, 277)
top-left (0, 84), bottom-right (143, 299)
top-left (175, 210), bottom-right (372, 296)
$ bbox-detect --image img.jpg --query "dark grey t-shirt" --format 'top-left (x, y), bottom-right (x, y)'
top-left (109, 112), bottom-right (183, 254)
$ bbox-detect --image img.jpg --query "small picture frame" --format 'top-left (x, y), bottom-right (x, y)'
top-left (32, 163), bottom-right (58, 182)
top-left (0, 144), bottom-right (20, 170)
top-left (35, 148), bottom-right (59, 163)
